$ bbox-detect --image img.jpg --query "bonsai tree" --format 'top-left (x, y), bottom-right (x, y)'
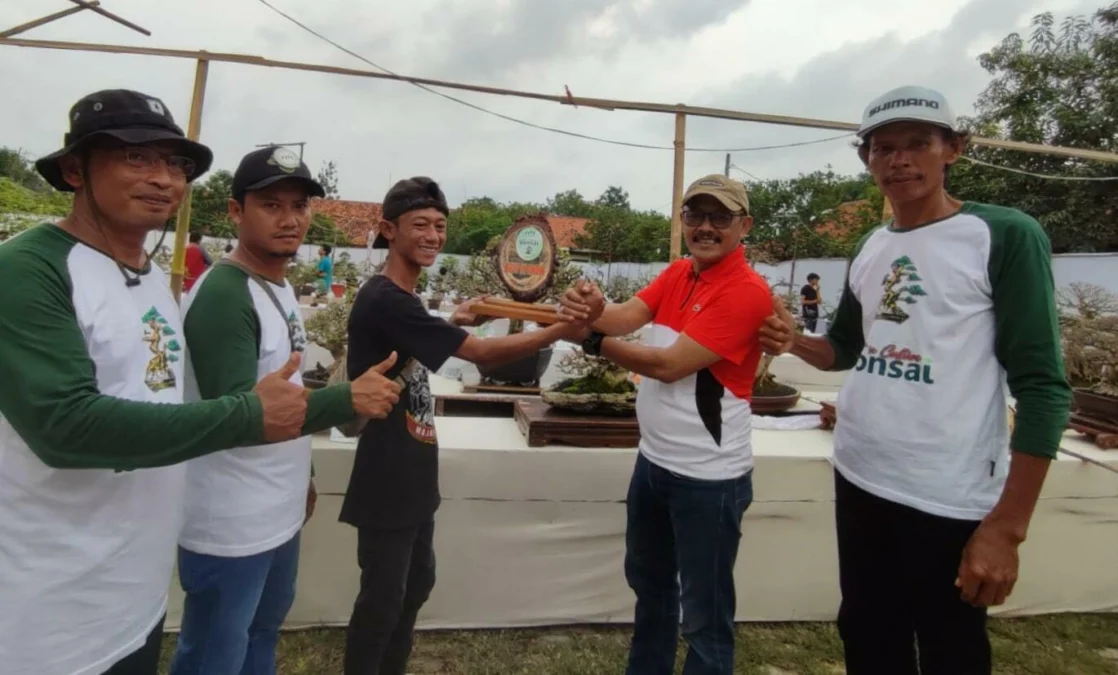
top-left (430, 257), bottom-right (462, 303)
top-left (551, 336), bottom-right (638, 396)
top-left (303, 298), bottom-right (351, 385)
top-left (1060, 283), bottom-right (1118, 398)
top-left (334, 251), bottom-right (360, 289)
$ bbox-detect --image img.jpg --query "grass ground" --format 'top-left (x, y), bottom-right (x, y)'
top-left (158, 614), bottom-right (1118, 674)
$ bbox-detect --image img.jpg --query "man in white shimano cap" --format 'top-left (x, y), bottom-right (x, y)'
top-left (760, 85), bottom-right (1070, 674)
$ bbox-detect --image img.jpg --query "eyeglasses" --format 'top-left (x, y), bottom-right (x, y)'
top-left (681, 210), bottom-right (747, 229)
top-left (118, 146), bottom-right (196, 179)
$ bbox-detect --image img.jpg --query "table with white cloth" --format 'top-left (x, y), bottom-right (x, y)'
top-left (163, 391), bottom-right (1118, 630)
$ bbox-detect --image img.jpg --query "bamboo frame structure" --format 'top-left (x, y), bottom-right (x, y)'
top-left (0, 3), bottom-right (97, 38)
top-left (2, 35), bottom-right (1117, 272)
top-left (169, 59), bottom-right (209, 301)
top-left (0, 2), bottom-right (148, 38)
top-left (669, 112), bottom-right (687, 261)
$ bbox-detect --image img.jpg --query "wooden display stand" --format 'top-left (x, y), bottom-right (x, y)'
top-left (514, 399), bottom-right (640, 448)
top-left (1068, 413), bottom-right (1118, 450)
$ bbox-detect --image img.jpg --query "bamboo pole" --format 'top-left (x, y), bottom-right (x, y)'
top-left (169, 59), bottom-right (210, 302)
top-left (65, 0), bottom-right (150, 36)
top-left (2, 36), bottom-right (1117, 164)
top-left (669, 111), bottom-right (687, 261)
top-left (0, 3), bottom-right (99, 38)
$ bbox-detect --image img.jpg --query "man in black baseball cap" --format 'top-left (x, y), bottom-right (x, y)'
top-left (0, 92), bottom-right (314, 675)
top-left (371, 176), bottom-right (449, 249)
top-left (168, 147), bottom-right (403, 675)
top-left (231, 145), bottom-right (326, 203)
top-left (342, 177), bottom-right (590, 674)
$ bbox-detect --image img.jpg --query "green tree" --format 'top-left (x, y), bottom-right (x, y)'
top-left (305, 212), bottom-right (350, 246)
top-left (185, 170), bottom-right (235, 238)
top-left (951, 3), bottom-right (1118, 252)
top-left (744, 169), bottom-right (883, 260)
top-left (0, 147), bottom-right (51, 193)
top-left (545, 189), bottom-right (595, 218)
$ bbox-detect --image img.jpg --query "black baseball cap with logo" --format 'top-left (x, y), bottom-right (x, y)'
top-left (373, 176), bottom-right (450, 249)
top-left (35, 89), bottom-right (214, 192)
top-left (232, 146), bottom-right (326, 202)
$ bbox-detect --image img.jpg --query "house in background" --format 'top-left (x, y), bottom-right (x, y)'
top-left (311, 199), bottom-right (596, 260)
top-left (544, 215), bottom-right (595, 260)
top-left (311, 198), bottom-right (384, 247)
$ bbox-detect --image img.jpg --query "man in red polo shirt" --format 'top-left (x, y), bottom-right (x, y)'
top-left (560, 174), bottom-right (770, 675)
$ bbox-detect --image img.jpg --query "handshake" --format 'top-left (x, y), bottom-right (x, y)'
top-left (251, 352), bottom-right (403, 443)
top-left (552, 280), bottom-right (607, 340)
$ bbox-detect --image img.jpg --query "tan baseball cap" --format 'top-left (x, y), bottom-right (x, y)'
top-left (682, 174), bottom-right (750, 214)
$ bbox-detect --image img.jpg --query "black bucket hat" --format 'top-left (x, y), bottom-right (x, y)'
top-left (374, 176), bottom-right (449, 249)
top-left (35, 89), bottom-right (214, 192)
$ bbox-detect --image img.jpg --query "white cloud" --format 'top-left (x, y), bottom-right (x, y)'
top-left (0, 0), bottom-right (1104, 213)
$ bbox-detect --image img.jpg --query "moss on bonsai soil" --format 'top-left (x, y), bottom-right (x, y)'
top-left (552, 376), bottom-right (636, 396)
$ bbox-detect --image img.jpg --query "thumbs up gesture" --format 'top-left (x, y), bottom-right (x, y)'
top-left (255, 352), bottom-right (310, 442)
top-left (350, 352), bottom-right (403, 420)
top-left (759, 294), bottom-right (797, 355)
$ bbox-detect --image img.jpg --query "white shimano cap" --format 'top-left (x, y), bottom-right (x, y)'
top-left (857, 85), bottom-right (959, 138)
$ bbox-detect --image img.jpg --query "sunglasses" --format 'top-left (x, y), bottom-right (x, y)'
top-left (681, 210), bottom-right (747, 229)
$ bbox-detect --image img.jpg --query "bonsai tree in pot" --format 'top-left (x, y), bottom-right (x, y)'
top-left (543, 335), bottom-right (639, 415)
top-left (1060, 283), bottom-right (1118, 422)
top-left (302, 298), bottom-right (351, 389)
top-left (748, 247), bottom-right (803, 412)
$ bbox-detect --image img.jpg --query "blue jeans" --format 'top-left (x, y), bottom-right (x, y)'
top-left (170, 533), bottom-right (301, 675)
top-left (625, 453), bottom-right (753, 675)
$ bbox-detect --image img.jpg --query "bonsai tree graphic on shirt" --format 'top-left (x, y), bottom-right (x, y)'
top-left (142, 306), bottom-right (181, 392)
top-left (877, 255), bottom-right (928, 324)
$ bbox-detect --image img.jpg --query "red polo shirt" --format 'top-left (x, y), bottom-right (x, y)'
top-left (634, 245), bottom-right (771, 479)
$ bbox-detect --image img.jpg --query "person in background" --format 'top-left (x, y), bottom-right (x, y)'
top-left (560, 174), bottom-right (771, 675)
top-left (760, 85), bottom-right (1071, 675)
top-left (342, 176), bottom-right (592, 675)
top-left (170, 147), bottom-right (403, 675)
top-left (316, 244), bottom-right (334, 297)
top-left (183, 230), bottom-right (210, 292)
top-left (0, 88), bottom-right (309, 675)
top-left (800, 272), bottom-right (821, 332)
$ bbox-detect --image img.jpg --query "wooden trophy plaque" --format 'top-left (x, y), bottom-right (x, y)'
top-left (472, 214), bottom-right (563, 324)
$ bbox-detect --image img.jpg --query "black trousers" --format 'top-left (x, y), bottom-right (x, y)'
top-left (802, 308), bottom-right (818, 332)
top-left (345, 521), bottom-right (436, 675)
top-left (834, 470), bottom-right (991, 675)
top-left (102, 615), bottom-right (165, 675)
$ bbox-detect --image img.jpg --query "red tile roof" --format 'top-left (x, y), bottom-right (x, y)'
top-left (546, 215), bottom-right (591, 249)
top-left (311, 198), bottom-right (383, 246)
top-left (310, 200), bottom-right (591, 250)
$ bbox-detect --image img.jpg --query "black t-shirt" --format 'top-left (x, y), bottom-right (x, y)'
top-left (341, 275), bottom-right (469, 529)
top-left (801, 284), bottom-right (819, 315)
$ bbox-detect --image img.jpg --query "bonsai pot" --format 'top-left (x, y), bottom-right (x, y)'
top-left (427, 296), bottom-right (443, 310)
top-left (478, 347), bottom-right (553, 386)
top-left (302, 364), bottom-right (331, 391)
top-left (751, 381), bottom-right (801, 415)
top-left (1073, 388), bottom-right (1118, 422)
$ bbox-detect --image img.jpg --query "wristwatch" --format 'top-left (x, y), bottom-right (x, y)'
top-left (581, 331), bottom-right (606, 357)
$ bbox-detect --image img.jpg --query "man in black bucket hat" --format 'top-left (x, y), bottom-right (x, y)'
top-left (0, 90), bottom-right (316, 675)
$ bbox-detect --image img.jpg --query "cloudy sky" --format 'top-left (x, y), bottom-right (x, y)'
top-left (0, 0), bottom-right (1101, 213)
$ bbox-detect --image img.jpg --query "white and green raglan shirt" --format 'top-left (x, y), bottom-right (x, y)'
top-left (826, 202), bottom-right (1071, 520)
top-left (0, 225), bottom-right (269, 675)
top-left (180, 263), bottom-right (353, 557)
